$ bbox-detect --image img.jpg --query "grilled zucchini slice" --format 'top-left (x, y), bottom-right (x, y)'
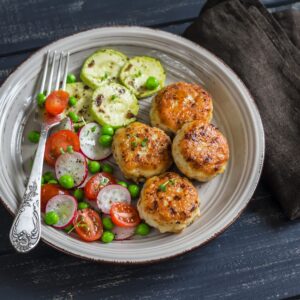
top-left (80, 49), bottom-right (128, 89)
top-left (90, 83), bottom-right (139, 128)
top-left (119, 56), bottom-right (165, 98)
top-left (65, 82), bottom-right (94, 128)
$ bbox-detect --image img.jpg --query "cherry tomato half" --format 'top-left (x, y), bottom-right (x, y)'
top-left (73, 208), bottom-right (103, 242)
top-left (110, 203), bottom-right (141, 227)
top-left (45, 90), bottom-right (69, 115)
top-left (45, 130), bottom-right (80, 166)
top-left (84, 172), bottom-right (116, 201)
top-left (41, 184), bottom-right (69, 212)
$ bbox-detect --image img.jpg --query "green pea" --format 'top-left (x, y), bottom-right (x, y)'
top-left (102, 217), bottom-right (114, 230)
top-left (136, 223), bottom-right (151, 236)
top-left (68, 111), bottom-right (79, 123)
top-left (28, 130), bottom-right (40, 143)
top-left (102, 164), bottom-right (113, 174)
top-left (59, 174), bottom-right (74, 189)
top-left (117, 181), bottom-right (128, 188)
top-left (145, 76), bottom-right (159, 90)
top-left (102, 124), bottom-right (114, 136)
top-left (88, 161), bottom-right (101, 174)
top-left (43, 171), bottom-right (55, 183)
top-left (44, 211), bottom-right (59, 225)
top-left (78, 202), bottom-right (89, 210)
top-left (73, 189), bottom-right (84, 201)
top-left (128, 184), bottom-right (140, 198)
top-left (68, 96), bottom-right (77, 107)
top-left (67, 73), bottom-right (76, 84)
top-left (37, 93), bottom-right (46, 107)
top-left (48, 179), bottom-right (58, 184)
top-left (99, 135), bottom-right (113, 147)
top-left (101, 231), bottom-right (114, 243)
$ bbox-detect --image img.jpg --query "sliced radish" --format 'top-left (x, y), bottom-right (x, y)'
top-left (55, 152), bottom-right (87, 187)
top-left (112, 225), bottom-right (136, 240)
top-left (79, 122), bottom-right (112, 160)
top-left (78, 173), bottom-right (92, 189)
top-left (86, 199), bottom-right (99, 211)
top-left (97, 184), bottom-right (131, 214)
top-left (45, 195), bottom-right (77, 229)
top-left (53, 117), bottom-right (73, 133)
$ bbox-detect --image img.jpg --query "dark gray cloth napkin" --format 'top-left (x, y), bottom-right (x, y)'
top-left (184, 0), bottom-right (300, 219)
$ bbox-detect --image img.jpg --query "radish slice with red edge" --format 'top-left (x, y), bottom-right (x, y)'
top-left (78, 173), bottom-right (92, 189)
top-left (55, 152), bottom-right (87, 187)
top-left (97, 184), bottom-right (131, 214)
top-left (45, 195), bottom-right (77, 229)
top-left (79, 122), bottom-right (112, 160)
top-left (52, 117), bottom-right (73, 133)
top-left (112, 225), bottom-right (136, 240)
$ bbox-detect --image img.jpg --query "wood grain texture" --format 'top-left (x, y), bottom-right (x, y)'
top-left (1, 184), bottom-right (300, 299)
top-left (1, 0), bottom-right (300, 299)
top-left (0, 0), bottom-right (298, 56)
top-left (0, 0), bottom-right (206, 56)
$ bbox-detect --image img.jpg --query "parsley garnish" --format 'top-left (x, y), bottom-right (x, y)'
top-left (67, 145), bottom-right (73, 154)
top-left (158, 179), bottom-right (176, 192)
top-left (141, 138), bottom-right (148, 147)
top-left (99, 178), bottom-right (109, 186)
top-left (131, 141), bottom-right (138, 149)
top-left (101, 72), bottom-right (108, 81)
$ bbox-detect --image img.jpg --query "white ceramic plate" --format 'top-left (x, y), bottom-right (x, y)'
top-left (0, 27), bottom-right (264, 263)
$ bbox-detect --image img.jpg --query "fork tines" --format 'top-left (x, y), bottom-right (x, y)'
top-left (40, 51), bottom-right (70, 96)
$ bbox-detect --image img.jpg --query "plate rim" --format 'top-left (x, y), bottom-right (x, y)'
top-left (0, 25), bottom-right (265, 264)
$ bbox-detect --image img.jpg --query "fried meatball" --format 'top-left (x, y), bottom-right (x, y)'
top-left (112, 122), bottom-right (173, 183)
top-left (172, 121), bottom-right (229, 182)
top-left (137, 172), bottom-right (200, 233)
top-left (150, 82), bottom-right (213, 134)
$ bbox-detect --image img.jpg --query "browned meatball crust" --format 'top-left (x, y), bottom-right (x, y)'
top-left (150, 82), bottom-right (213, 134)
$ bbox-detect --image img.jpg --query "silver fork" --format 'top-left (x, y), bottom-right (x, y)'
top-left (9, 50), bottom-right (70, 253)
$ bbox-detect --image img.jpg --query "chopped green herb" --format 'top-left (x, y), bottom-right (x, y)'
top-left (134, 70), bottom-right (142, 78)
top-left (101, 72), bottom-right (108, 81)
top-left (158, 179), bottom-right (176, 192)
top-left (67, 145), bottom-right (73, 153)
top-left (64, 224), bottom-right (73, 233)
top-left (158, 184), bottom-right (167, 192)
top-left (111, 94), bottom-right (117, 100)
top-left (91, 126), bottom-right (97, 132)
top-left (100, 177), bottom-right (109, 185)
top-left (48, 179), bottom-right (58, 184)
top-left (131, 141), bottom-right (138, 149)
top-left (169, 179), bottom-right (176, 185)
top-left (141, 138), bottom-right (148, 147)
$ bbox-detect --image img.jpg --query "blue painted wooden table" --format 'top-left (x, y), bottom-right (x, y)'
top-left (0, 0), bottom-right (300, 299)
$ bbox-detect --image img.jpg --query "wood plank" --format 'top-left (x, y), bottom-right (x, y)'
top-left (0, 21), bottom-right (192, 85)
top-left (0, 52), bottom-right (31, 85)
top-left (0, 0), bottom-right (297, 57)
top-left (1, 184), bottom-right (300, 299)
top-left (0, 0), bottom-right (206, 56)
top-left (1, 5), bottom-right (300, 298)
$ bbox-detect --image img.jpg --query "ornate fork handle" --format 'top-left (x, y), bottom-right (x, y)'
top-left (9, 126), bottom-right (49, 252)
